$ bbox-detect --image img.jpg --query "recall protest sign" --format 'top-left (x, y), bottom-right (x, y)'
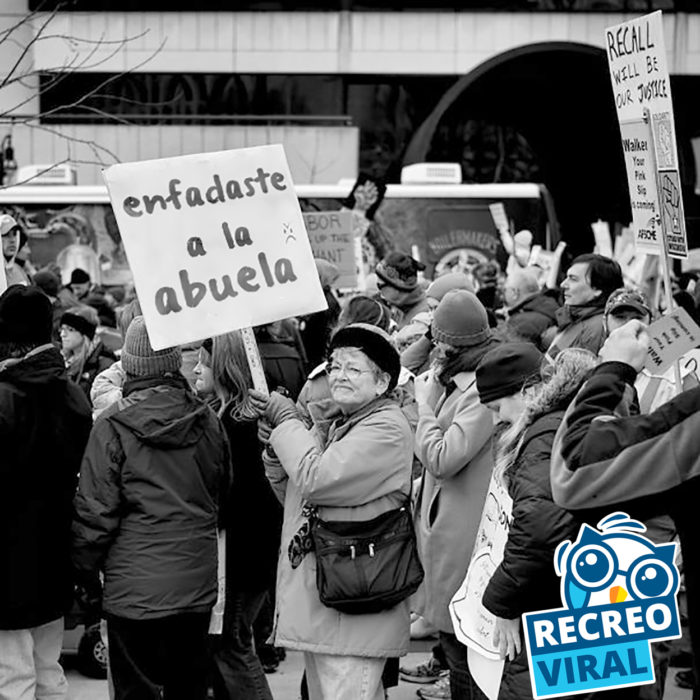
top-left (605, 11), bottom-right (688, 259)
top-left (645, 307), bottom-right (700, 374)
top-left (303, 211), bottom-right (357, 289)
top-left (103, 145), bottom-right (327, 350)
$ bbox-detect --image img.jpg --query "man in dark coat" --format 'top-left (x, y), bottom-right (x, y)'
top-left (0, 285), bottom-right (92, 699)
top-left (72, 316), bottom-right (231, 700)
top-left (503, 267), bottom-right (560, 350)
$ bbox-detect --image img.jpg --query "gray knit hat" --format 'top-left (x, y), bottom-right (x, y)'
top-left (121, 316), bottom-right (181, 377)
top-left (431, 289), bottom-right (491, 348)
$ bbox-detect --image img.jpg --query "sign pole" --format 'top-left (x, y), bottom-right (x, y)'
top-left (645, 108), bottom-right (683, 396)
top-left (240, 326), bottom-right (269, 394)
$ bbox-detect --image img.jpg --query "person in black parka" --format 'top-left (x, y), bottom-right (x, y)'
top-left (0, 285), bottom-right (92, 699)
top-left (476, 345), bottom-right (601, 700)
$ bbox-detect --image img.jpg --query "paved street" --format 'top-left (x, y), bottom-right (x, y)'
top-left (64, 646), bottom-right (692, 700)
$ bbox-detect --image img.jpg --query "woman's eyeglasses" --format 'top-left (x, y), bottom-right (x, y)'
top-left (326, 363), bottom-right (373, 381)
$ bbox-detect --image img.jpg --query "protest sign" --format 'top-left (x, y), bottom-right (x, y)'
top-left (592, 220), bottom-right (614, 259)
top-left (618, 120), bottom-right (662, 255)
top-left (605, 11), bottom-right (687, 260)
top-left (489, 203), bottom-right (509, 236)
top-left (645, 307), bottom-right (700, 374)
top-left (658, 169), bottom-right (688, 258)
top-left (303, 211), bottom-right (356, 289)
top-left (451, 472), bottom-right (512, 697)
top-left (103, 145), bottom-right (327, 351)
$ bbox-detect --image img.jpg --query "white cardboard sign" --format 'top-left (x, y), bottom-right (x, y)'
top-left (605, 11), bottom-right (687, 260)
top-left (103, 145), bottom-right (327, 350)
top-left (619, 120), bottom-right (662, 255)
top-left (451, 471), bottom-right (513, 661)
top-left (303, 211), bottom-right (357, 289)
top-left (645, 307), bottom-right (700, 374)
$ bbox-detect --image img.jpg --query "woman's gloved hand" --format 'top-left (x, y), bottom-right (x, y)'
top-left (264, 390), bottom-right (299, 428)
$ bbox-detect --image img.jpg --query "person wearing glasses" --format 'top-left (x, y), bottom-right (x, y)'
top-left (249, 324), bottom-right (413, 700)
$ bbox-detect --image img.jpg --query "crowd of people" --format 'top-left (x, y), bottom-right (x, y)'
top-left (2, 206), bottom-right (700, 700)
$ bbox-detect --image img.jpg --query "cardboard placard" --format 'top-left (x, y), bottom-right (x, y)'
top-left (102, 145), bottom-right (327, 350)
top-left (605, 11), bottom-right (688, 260)
top-left (658, 169), bottom-right (688, 259)
top-left (645, 307), bottom-right (700, 374)
top-left (450, 472), bottom-right (513, 662)
top-left (619, 120), bottom-right (662, 254)
top-left (489, 203), bottom-right (509, 235)
top-left (591, 220), bottom-right (614, 259)
top-left (303, 211), bottom-right (356, 289)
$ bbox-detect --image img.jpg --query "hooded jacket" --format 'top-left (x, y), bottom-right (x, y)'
top-left (482, 411), bottom-right (580, 700)
top-left (0, 345), bottom-right (92, 629)
top-left (72, 375), bottom-right (231, 620)
top-left (550, 362), bottom-right (700, 685)
top-left (505, 290), bottom-right (560, 350)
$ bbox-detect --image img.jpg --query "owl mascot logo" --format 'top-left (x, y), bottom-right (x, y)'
top-left (523, 513), bottom-right (681, 698)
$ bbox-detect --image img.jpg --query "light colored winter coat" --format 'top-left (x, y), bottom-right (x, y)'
top-left (90, 360), bottom-right (126, 419)
top-left (414, 370), bottom-right (494, 632)
top-left (267, 397), bottom-right (413, 658)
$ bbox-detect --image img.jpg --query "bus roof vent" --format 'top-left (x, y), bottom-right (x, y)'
top-left (400, 163), bottom-right (461, 185)
top-left (14, 164), bottom-right (77, 186)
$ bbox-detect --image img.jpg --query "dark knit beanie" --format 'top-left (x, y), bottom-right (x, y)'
top-left (431, 290), bottom-right (490, 348)
top-left (0, 285), bottom-right (52, 345)
top-left (33, 269), bottom-right (61, 298)
top-left (330, 322), bottom-right (400, 390)
top-left (476, 342), bottom-right (543, 404)
top-left (70, 268), bottom-right (91, 285)
top-left (375, 252), bottom-right (425, 292)
top-left (61, 311), bottom-right (97, 340)
top-left (121, 316), bottom-right (181, 378)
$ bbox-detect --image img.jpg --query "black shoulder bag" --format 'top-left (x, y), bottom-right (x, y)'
top-left (311, 500), bottom-right (424, 615)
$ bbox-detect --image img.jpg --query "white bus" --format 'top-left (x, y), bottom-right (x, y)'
top-left (0, 180), bottom-right (559, 286)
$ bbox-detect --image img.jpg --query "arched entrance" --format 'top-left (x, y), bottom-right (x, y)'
top-left (404, 42), bottom-right (628, 254)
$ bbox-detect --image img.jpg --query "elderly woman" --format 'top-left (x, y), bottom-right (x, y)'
top-left (250, 323), bottom-right (414, 700)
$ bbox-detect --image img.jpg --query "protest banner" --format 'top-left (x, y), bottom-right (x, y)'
top-left (605, 11), bottom-right (688, 260)
top-left (102, 145), bottom-right (327, 354)
top-left (645, 307), bottom-right (700, 375)
top-left (303, 211), bottom-right (356, 289)
top-left (450, 471), bottom-right (512, 698)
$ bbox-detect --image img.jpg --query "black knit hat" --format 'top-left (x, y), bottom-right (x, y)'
top-left (330, 322), bottom-right (400, 390)
top-left (60, 311), bottom-right (97, 340)
top-left (0, 285), bottom-right (52, 345)
top-left (70, 268), bottom-right (90, 285)
top-left (375, 252), bottom-right (426, 292)
top-left (476, 342), bottom-right (543, 404)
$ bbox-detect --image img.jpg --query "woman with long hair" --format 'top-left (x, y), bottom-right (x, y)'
top-left (475, 347), bottom-right (598, 700)
top-left (60, 305), bottom-right (115, 401)
top-left (193, 332), bottom-right (282, 700)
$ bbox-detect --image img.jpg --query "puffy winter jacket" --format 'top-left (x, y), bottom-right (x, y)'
top-left (505, 290), bottom-right (560, 350)
top-left (266, 397), bottom-right (413, 657)
top-left (0, 345), bottom-right (92, 629)
top-left (90, 360), bottom-right (125, 419)
top-left (72, 375), bottom-right (231, 620)
top-left (482, 411), bottom-right (579, 700)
